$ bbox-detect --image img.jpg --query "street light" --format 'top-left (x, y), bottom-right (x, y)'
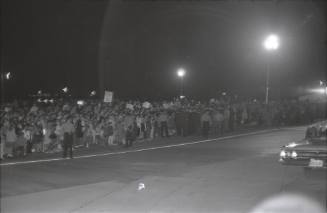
top-left (62, 87), bottom-right (68, 93)
top-left (5, 72), bottom-right (11, 80)
top-left (177, 68), bottom-right (186, 98)
top-left (263, 34), bottom-right (279, 104)
top-left (263, 34), bottom-right (279, 51)
top-left (90, 90), bottom-right (96, 96)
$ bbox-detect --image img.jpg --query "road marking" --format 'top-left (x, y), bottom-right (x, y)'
top-left (0, 129), bottom-right (280, 166)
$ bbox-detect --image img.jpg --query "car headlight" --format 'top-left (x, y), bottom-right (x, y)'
top-left (286, 142), bottom-right (297, 148)
top-left (280, 150), bottom-right (286, 158)
top-left (291, 151), bottom-right (297, 158)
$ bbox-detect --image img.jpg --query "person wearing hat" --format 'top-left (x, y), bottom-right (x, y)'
top-left (62, 117), bottom-right (75, 159)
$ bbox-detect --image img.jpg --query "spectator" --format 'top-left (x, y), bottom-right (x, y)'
top-left (158, 111), bottom-right (169, 137)
top-left (62, 117), bottom-right (75, 159)
top-left (104, 121), bottom-right (114, 146)
top-left (0, 96), bottom-right (326, 160)
top-left (5, 125), bottom-right (17, 157)
top-left (0, 125), bottom-right (6, 160)
top-left (223, 106), bottom-right (230, 132)
top-left (125, 125), bottom-right (135, 148)
top-left (75, 118), bottom-right (84, 147)
top-left (201, 110), bottom-right (212, 138)
top-left (14, 132), bottom-right (26, 157)
top-left (23, 125), bottom-right (32, 154)
top-left (213, 109), bottom-right (224, 135)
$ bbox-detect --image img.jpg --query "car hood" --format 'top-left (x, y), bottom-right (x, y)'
top-left (284, 140), bottom-right (327, 152)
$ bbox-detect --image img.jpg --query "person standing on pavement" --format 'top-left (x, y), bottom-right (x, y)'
top-left (106, 121), bottom-right (114, 146)
top-left (223, 106), bottom-right (230, 132)
top-left (201, 110), bottom-right (212, 138)
top-left (75, 117), bottom-right (83, 147)
top-left (62, 117), bottom-right (75, 159)
top-left (158, 110), bottom-right (169, 137)
top-left (213, 109), bottom-right (224, 135)
top-left (125, 125), bottom-right (135, 148)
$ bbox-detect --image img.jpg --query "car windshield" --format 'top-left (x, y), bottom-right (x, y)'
top-left (305, 126), bottom-right (327, 144)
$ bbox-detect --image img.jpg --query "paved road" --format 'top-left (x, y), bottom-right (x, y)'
top-left (1, 128), bottom-right (326, 212)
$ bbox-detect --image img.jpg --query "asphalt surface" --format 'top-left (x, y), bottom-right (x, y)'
top-left (1, 127), bottom-right (326, 213)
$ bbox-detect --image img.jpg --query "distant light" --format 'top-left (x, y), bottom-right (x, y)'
top-left (49, 99), bottom-right (54, 103)
top-left (37, 90), bottom-right (42, 95)
top-left (180, 95), bottom-right (185, 99)
top-left (37, 98), bottom-right (42, 102)
top-left (5, 72), bottom-right (11, 80)
top-left (319, 80), bottom-right (324, 86)
top-left (90, 90), bottom-right (96, 96)
top-left (77, 100), bottom-right (85, 106)
top-left (263, 34), bottom-right (279, 51)
top-left (43, 99), bottom-right (48, 103)
top-left (177, 68), bottom-right (185, 77)
top-left (62, 87), bottom-right (68, 93)
top-left (222, 92), bottom-right (227, 96)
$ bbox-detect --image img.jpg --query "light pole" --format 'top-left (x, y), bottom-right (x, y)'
top-left (177, 68), bottom-right (186, 98)
top-left (263, 34), bottom-right (279, 104)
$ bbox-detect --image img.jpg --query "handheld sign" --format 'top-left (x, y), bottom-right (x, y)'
top-left (104, 91), bottom-right (113, 103)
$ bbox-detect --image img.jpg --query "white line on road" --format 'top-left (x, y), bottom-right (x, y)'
top-left (0, 128), bottom-right (280, 166)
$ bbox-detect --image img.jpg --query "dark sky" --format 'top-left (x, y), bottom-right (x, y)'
top-left (2, 0), bottom-right (326, 101)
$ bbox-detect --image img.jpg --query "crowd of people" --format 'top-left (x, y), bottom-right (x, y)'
top-left (1, 96), bottom-right (326, 160)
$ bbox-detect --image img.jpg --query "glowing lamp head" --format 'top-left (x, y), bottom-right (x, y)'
top-left (90, 91), bottom-right (96, 96)
top-left (177, 69), bottom-right (185, 77)
top-left (5, 72), bottom-right (11, 80)
top-left (263, 34), bottom-right (279, 51)
top-left (62, 87), bottom-right (68, 93)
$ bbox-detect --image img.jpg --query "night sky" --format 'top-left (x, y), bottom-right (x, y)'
top-left (2, 0), bottom-right (326, 101)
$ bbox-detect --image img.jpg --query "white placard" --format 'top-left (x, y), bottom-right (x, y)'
top-left (104, 91), bottom-right (113, 103)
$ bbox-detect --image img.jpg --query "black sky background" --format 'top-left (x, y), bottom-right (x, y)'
top-left (1, 0), bottom-right (326, 101)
